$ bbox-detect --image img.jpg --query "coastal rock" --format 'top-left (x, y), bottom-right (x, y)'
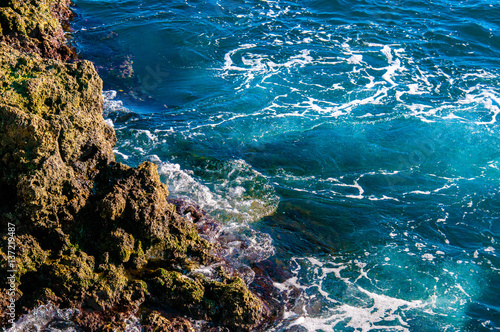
top-left (204, 274), bottom-right (269, 330)
top-left (0, 0), bottom-right (271, 330)
top-left (0, 0), bottom-right (74, 60)
top-left (142, 311), bottom-right (195, 332)
top-left (147, 267), bottom-right (268, 331)
top-left (0, 43), bottom-right (115, 232)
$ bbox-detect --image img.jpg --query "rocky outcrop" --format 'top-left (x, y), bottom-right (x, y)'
top-left (0, 0), bottom-right (271, 330)
top-left (0, 43), bottom-right (115, 230)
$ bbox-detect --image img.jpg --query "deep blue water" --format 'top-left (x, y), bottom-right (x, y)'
top-left (71, 0), bottom-right (500, 330)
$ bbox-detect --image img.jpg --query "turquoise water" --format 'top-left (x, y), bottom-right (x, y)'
top-left (72, 0), bottom-right (500, 330)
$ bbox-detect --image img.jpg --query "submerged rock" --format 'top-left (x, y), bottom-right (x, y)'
top-left (0, 1), bottom-right (272, 330)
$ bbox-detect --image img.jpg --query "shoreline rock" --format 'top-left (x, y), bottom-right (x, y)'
top-left (0, 0), bottom-right (75, 60)
top-left (0, 0), bottom-right (279, 330)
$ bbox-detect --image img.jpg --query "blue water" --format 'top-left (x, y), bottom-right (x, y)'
top-left (72, 0), bottom-right (500, 330)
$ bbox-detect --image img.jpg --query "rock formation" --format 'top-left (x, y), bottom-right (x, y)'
top-left (0, 0), bottom-right (271, 330)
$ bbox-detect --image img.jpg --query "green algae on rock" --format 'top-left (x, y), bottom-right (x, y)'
top-left (147, 267), bottom-right (269, 331)
top-left (0, 0), bottom-right (74, 60)
top-left (142, 311), bottom-right (196, 332)
top-left (0, 1), bottom-right (271, 330)
top-left (0, 43), bottom-right (116, 232)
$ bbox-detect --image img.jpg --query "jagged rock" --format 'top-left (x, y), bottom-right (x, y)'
top-left (0, 0), bottom-right (75, 60)
top-left (78, 161), bottom-right (218, 271)
top-left (0, 43), bottom-right (115, 232)
top-left (42, 246), bottom-right (96, 300)
top-left (147, 267), bottom-right (269, 331)
top-left (142, 311), bottom-right (195, 332)
top-left (206, 276), bottom-right (268, 331)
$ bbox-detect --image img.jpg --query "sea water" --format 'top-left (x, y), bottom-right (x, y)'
top-left (68, 0), bottom-right (500, 330)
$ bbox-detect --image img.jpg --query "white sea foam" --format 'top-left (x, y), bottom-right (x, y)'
top-left (270, 244), bottom-right (486, 332)
top-left (422, 253), bottom-right (435, 261)
top-left (347, 54), bottom-right (363, 64)
top-left (5, 304), bottom-right (141, 332)
top-left (271, 256), bottom-right (427, 332)
top-left (328, 179), bottom-right (365, 199)
top-left (368, 195), bottom-right (400, 201)
top-left (409, 190), bottom-right (432, 195)
top-left (219, 222), bottom-right (276, 267)
top-left (104, 118), bottom-right (114, 128)
top-left (102, 90), bottom-right (131, 114)
top-left (5, 304), bottom-right (79, 332)
top-left (219, 28), bottom-right (500, 130)
top-left (155, 158), bottom-right (279, 224)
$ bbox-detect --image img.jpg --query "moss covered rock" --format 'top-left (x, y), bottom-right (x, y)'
top-left (148, 269), bottom-right (205, 311)
top-left (13, 234), bottom-right (50, 277)
top-left (205, 275), bottom-right (268, 331)
top-left (45, 246), bottom-right (96, 296)
top-left (146, 267), bottom-right (269, 331)
top-left (82, 161), bottom-right (216, 271)
top-left (0, 0), bottom-right (74, 60)
top-left (108, 228), bottom-right (135, 263)
top-left (0, 43), bottom-right (116, 231)
top-left (142, 311), bottom-right (195, 332)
